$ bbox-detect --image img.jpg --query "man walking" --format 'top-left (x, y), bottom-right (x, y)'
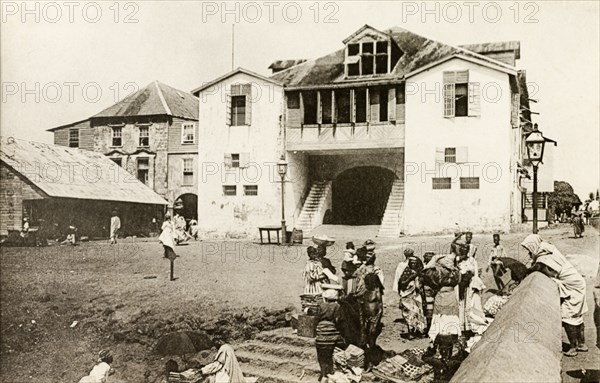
top-left (110, 210), bottom-right (121, 244)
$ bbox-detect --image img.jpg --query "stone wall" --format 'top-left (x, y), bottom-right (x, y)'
top-left (451, 272), bottom-right (562, 383)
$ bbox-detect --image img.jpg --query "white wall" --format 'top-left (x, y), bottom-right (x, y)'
top-left (404, 58), bottom-right (514, 234)
top-left (197, 72), bottom-right (287, 238)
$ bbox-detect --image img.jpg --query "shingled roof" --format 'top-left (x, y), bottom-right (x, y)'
top-left (0, 137), bottom-right (167, 205)
top-left (93, 81), bottom-right (198, 120)
top-left (271, 26), bottom-right (516, 88)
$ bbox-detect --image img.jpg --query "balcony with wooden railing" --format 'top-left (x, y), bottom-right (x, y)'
top-left (285, 88), bottom-right (405, 151)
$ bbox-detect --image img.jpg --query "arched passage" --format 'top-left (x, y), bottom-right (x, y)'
top-left (174, 193), bottom-right (198, 220)
top-left (331, 166), bottom-right (396, 225)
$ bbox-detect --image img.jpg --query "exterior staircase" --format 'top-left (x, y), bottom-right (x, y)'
top-left (236, 328), bottom-right (376, 383)
top-left (377, 179), bottom-right (405, 238)
top-left (296, 181), bottom-right (332, 233)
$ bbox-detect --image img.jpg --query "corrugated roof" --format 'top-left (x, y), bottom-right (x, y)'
top-left (268, 59), bottom-right (307, 71)
top-left (93, 81), bottom-right (198, 120)
top-left (459, 41), bottom-right (520, 59)
top-left (0, 137), bottom-right (167, 205)
top-left (271, 26), bottom-right (517, 87)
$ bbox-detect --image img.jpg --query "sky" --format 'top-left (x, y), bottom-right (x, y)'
top-left (1, 0), bottom-right (599, 200)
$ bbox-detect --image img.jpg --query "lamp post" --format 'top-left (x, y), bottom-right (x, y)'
top-left (277, 155), bottom-right (288, 245)
top-left (525, 124), bottom-right (546, 234)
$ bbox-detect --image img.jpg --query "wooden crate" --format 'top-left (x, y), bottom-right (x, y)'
top-left (297, 314), bottom-right (319, 338)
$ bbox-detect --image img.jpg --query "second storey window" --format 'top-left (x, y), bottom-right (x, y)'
top-left (444, 148), bottom-right (456, 163)
top-left (182, 158), bottom-right (194, 185)
top-left (111, 127), bottom-right (122, 147)
top-left (436, 147), bottom-right (468, 164)
top-left (139, 127), bottom-right (149, 147)
top-left (69, 129), bottom-right (79, 148)
top-left (182, 123), bottom-right (195, 144)
top-left (443, 70), bottom-right (480, 118)
top-left (137, 158), bottom-right (149, 185)
top-left (227, 84), bottom-right (252, 126)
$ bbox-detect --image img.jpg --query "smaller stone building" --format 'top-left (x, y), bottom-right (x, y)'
top-left (49, 81), bottom-right (199, 219)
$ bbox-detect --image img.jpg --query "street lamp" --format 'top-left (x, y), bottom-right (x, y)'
top-left (525, 124), bottom-right (546, 234)
top-left (277, 155), bottom-right (288, 245)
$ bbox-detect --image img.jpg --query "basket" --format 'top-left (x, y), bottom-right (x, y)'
top-left (312, 235), bottom-right (335, 247)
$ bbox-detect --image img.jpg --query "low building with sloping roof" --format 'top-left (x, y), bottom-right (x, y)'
top-left (0, 137), bottom-right (167, 240)
top-left (48, 81), bottom-right (200, 222)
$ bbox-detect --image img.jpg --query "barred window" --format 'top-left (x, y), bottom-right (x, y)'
top-left (460, 177), bottom-right (480, 189)
top-left (223, 185), bottom-right (237, 196)
top-left (432, 177), bottom-right (452, 190)
top-left (244, 185), bottom-right (258, 196)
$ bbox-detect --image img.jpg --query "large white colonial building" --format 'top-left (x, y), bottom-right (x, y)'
top-left (194, 25), bottom-right (538, 238)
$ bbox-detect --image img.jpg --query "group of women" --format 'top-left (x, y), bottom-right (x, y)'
top-left (303, 240), bottom-right (385, 382)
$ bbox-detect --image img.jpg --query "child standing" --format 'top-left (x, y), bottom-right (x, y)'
top-left (487, 234), bottom-right (506, 292)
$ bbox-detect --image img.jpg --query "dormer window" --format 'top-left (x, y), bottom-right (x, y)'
top-left (343, 25), bottom-right (402, 79)
top-left (346, 40), bottom-right (390, 77)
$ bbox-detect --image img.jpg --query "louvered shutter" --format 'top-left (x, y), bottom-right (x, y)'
top-left (388, 88), bottom-right (396, 121)
top-left (226, 95), bottom-right (232, 126)
top-left (365, 89), bottom-right (370, 123)
top-left (243, 84), bottom-right (252, 126)
top-left (331, 91), bottom-right (337, 124)
top-left (435, 147), bottom-right (445, 163)
top-left (317, 91), bottom-right (322, 124)
top-left (224, 153), bottom-right (232, 168)
top-left (299, 92), bottom-right (305, 125)
top-left (443, 71), bottom-right (457, 84)
top-left (369, 90), bottom-right (379, 122)
top-left (456, 70), bottom-right (469, 83)
top-left (511, 93), bottom-right (520, 127)
top-left (350, 89), bottom-right (356, 123)
top-left (468, 82), bottom-right (481, 117)
top-left (456, 147), bottom-right (469, 163)
top-left (443, 84), bottom-right (455, 117)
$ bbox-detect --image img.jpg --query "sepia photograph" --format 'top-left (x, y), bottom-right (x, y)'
top-left (1, 1), bottom-right (599, 382)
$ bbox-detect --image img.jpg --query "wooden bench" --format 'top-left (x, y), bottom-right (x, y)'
top-left (258, 226), bottom-right (282, 244)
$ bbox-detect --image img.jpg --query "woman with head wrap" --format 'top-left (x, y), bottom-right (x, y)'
top-left (303, 246), bottom-right (328, 294)
top-left (315, 287), bottom-right (346, 382)
top-left (393, 248), bottom-right (427, 339)
top-left (422, 253), bottom-right (461, 342)
top-left (200, 342), bottom-right (247, 383)
top-left (521, 234), bottom-right (588, 356)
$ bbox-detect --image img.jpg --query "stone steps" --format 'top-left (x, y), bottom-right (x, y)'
top-left (377, 179), bottom-right (405, 238)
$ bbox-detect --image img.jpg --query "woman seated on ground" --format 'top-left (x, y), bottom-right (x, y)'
top-left (199, 343), bottom-right (247, 383)
top-left (521, 234), bottom-right (588, 356)
top-left (421, 334), bottom-right (465, 383)
top-left (78, 350), bottom-right (113, 383)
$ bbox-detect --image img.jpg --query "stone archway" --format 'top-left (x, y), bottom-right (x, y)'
top-left (331, 166), bottom-right (396, 225)
top-left (174, 193), bottom-right (198, 220)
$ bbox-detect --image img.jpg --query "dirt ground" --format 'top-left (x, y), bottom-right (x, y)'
top-left (0, 224), bottom-right (598, 382)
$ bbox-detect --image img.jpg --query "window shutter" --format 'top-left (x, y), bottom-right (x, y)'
top-left (331, 91), bottom-right (337, 124)
top-left (243, 84), bottom-right (252, 126)
top-left (350, 89), bottom-right (356, 123)
top-left (226, 95), bottom-right (232, 126)
top-left (443, 71), bottom-right (456, 84)
top-left (388, 88), bottom-right (396, 121)
top-left (468, 82), bottom-right (481, 117)
top-left (365, 89), bottom-right (370, 123)
top-left (231, 84), bottom-right (242, 95)
top-left (435, 147), bottom-right (445, 163)
top-left (456, 70), bottom-right (469, 83)
top-left (511, 93), bottom-right (520, 127)
top-left (239, 152), bottom-right (250, 168)
top-left (317, 91), bottom-right (322, 124)
top-left (456, 147), bottom-right (469, 163)
top-left (299, 92), bottom-right (305, 125)
top-left (223, 153), bottom-right (232, 168)
top-left (369, 89), bottom-right (379, 122)
top-left (443, 83), bottom-right (455, 117)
